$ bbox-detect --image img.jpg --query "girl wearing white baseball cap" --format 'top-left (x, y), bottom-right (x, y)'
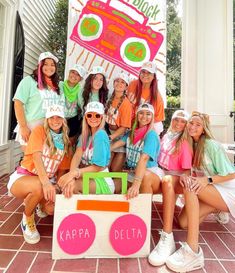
top-left (127, 61), bottom-right (165, 135)
top-left (148, 109), bottom-right (193, 267)
top-left (111, 103), bottom-right (162, 198)
top-left (13, 51), bottom-right (64, 151)
top-left (59, 64), bottom-right (87, 143)
top-left (58, 101), bottom-right (115, 196)
top-left (7, 104), bottom-right (70, 244)
top-left (77, 66), bottom-right (109, 114)
top-left (105, 72), bottom-right (132, 176)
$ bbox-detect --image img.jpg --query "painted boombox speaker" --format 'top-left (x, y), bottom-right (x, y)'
top-left (52, 172), bottom-right (152, 259)
top-left (70, 0), bottom-right (164, 76)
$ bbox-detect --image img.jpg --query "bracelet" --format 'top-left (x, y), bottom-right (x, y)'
top-left (75, 168), bottom-right (80, 179)
top-left (134, 176), bottom-right (142, 182)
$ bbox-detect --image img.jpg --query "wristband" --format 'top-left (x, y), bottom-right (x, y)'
top-left (207, 176), bottom-right (213, 184)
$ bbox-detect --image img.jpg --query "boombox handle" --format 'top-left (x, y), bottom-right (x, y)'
top-left (83, 172), bottom-right (128, 195)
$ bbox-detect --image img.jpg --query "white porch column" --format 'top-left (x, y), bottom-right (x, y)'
top-left (181, 0), bottom-right (234, 143)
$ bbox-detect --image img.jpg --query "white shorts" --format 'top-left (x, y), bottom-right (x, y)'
top-left (7, 171), bottom-right (26, 196)
top-left (127, 166), bottom-right (165, 183)
top-left (213, 178), bottom-right (235, 218)
top-left (7, 170), bottom-right (56, 197)
top-left (14, 119), bottom-right (44, 146)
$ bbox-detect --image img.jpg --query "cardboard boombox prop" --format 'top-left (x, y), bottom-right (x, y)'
top-left (52, 172), bottom-right (152, 259)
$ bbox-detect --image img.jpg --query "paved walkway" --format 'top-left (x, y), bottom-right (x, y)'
top-left (0, 175), bottom-right (235, 273)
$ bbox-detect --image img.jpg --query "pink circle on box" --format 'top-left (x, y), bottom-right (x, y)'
top-left (57, 213), bottom-right (96, 255)
top-left (109, 214), bottom-right (147, 255)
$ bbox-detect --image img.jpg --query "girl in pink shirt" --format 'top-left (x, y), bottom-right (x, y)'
top-left (148, 110), bottom-right (193, 267)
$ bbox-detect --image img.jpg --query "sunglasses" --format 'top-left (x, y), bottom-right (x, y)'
top-left (86, 113), bottom-right (102, 119)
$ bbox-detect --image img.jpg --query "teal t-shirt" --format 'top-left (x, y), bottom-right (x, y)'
top-left (13, 76), bottom-right (65, 122)
top-left (59, 81), bottom-right (81, 118)
top-left (122, 130), bottom-right (160, 169)
top-left (77, 130), bottom-right (110, 167)
top-left (200, 139), bottom-right (235, 176)
top-left (77, 89), bottom-right (99, 113)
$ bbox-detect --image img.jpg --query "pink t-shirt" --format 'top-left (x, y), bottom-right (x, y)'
top-left (158, 134), bottom-right (192, 171)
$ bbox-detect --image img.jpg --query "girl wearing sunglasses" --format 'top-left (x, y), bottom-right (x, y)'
top-left (58, 102), bottom-right (114, 197)
top-left (111, 103), bottom-right (161, 199)
top-left (105, 72), bottom-right (132, 173)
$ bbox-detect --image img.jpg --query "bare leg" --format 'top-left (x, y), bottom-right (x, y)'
top-left (10, 176), bottom-right (44, 216)
top-left (140, 170), bottom-right (161, 194)
top-left (113, 178), bottom-right (122, 194)
top-left (178, 185), bottom-right (229, 252)
top-left (110, 152), bottom-right (126, 172)
top-left (73, 177), bottom-right (97, 194)
top-left (162, 175), bottom-right (182, 233)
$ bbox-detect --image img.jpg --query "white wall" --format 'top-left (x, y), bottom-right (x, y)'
top-left (181, 0), bottom-right (234, 143)
top-left (19, 0), bottom-right (57, 76)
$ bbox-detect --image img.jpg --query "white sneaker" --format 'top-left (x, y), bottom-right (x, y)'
top-left (21, 213), bottom-right (40, 244)
top-left (35, 204), bottom-right (48, 218)
top-left (214, 211), bottom-right (229, 224)
top-left (148, 230), bottom-right (176, 266)
top-left (166, 242), bottom-right (204, 272)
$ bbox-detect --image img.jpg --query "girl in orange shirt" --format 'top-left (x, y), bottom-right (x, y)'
top-left (7, 105), bottom-right (70, 244)
top-left (105, 72), bottom-right (132, 173)
top-left (128, 61), bottom-right (165, 134)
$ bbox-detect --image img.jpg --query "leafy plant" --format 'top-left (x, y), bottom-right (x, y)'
top-left (46, 0), bottom-right (68, 79)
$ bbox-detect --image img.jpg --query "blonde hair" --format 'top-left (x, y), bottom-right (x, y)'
top-left (189, 111), bottom-right (214, 168)
top-left (130, 110), bottom-right (154, 144)
top-left (81, 114), bottom-right (106, 151)
top-left (44, 118), bottom-right (70, 155)
top-left (167, 118), bottom-right (192, 155)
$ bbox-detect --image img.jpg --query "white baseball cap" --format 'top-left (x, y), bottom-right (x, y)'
top-left (172, 110), bottom-right (190, 121)
top-left (38, 52), bottom-right (58, 64)
top-left (114, 72), bottom-right (129, 85)
top-left (70, 64), bottom-right (87, 79)
top-left (140, 61), bottom-right (157, 74)
top-left (85, 102), bottom-right (104, 115)
top-left (46, 104), bottom-right (64, 119)
top-left (89, 66), bottom-right (106, 77)
top-left (137, 103), bottom-right (154, 115)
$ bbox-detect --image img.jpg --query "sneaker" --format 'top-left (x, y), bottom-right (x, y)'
top-left (214, 211), bottom-right (229, 224)
top-left (21, 213), bottom-right (40, 244)
top-left (148, 230), bottom-right (176, 266)
top-left (166, 242), bottom-right (204, 272)
top-left (35, 204), bottom-right (48, 218)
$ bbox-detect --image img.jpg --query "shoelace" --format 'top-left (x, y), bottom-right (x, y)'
top-left (174, 242), bottom-right (191, 259)
top-left (154, 231), bottom-right (168, 252)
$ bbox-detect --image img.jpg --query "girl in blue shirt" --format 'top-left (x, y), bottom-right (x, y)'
top-left (111, 103), bottom-right (161, 199)
top-left (58, 102), bottom-right (114, 196)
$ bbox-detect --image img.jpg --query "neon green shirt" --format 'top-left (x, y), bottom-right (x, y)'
top-left (13, 76), bottom-right (65, 122)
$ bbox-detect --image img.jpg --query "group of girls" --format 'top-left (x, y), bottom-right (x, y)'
top-left (7, 51), bottom-right (235, 273)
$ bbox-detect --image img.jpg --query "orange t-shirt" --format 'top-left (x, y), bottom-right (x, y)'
top-left (128, 80), bottom-right (165, 122)
top-left (105, 96), bottom-right (132, 128)
top-left (21, 125), bottom-right (71, 178)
